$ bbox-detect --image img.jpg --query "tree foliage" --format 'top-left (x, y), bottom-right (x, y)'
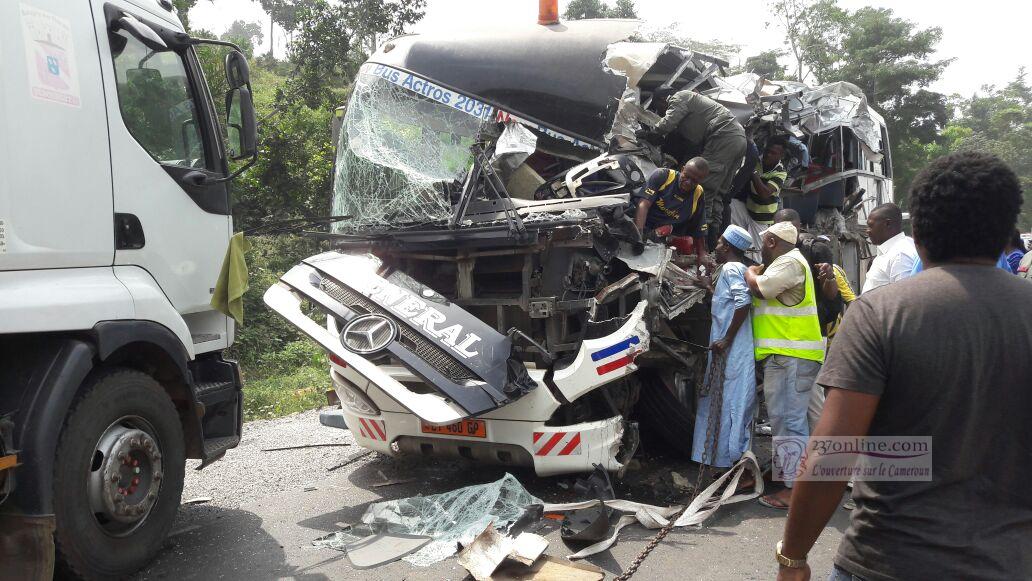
top-left (741, 49), bottom-right (787, 80)
top-left (769, 0), bottom-right (954, 196)
top-left (176, 1), bottom-right (427, 399)
top-left (898, 71), bottom-right (1032, 229)
top-left (221, 20), bottom-right (264, 58)
top-left (563, 0), bottom-right (638, 19)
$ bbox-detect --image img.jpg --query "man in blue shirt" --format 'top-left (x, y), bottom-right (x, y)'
top-left (634, 157), bottom-right (711, 263)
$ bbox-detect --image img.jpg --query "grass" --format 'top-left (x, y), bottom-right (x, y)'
top-left (242, 363), bottom-right (329, 420)
top-left (239, 341), bottom-right (331, 421)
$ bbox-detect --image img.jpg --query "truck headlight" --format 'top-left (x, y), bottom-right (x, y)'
top-left (334, 376), bottom-right (379, 415)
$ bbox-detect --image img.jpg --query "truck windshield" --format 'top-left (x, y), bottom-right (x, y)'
top-left (331, 69), bottom-right (486, 233)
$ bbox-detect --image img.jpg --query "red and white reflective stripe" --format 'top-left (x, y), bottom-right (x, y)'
top-left (357, 418), bottom-right (387, 442)
top-left (496, 110), bottom-right (512, 123)
top-left (532, 431), bottom-right (582, 456)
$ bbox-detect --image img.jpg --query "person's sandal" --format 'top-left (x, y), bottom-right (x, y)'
top-left (758, 494), bottom-right (789, 510)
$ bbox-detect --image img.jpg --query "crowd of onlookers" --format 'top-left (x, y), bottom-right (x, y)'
top-left (683, 152), bottom-right (1030, 581)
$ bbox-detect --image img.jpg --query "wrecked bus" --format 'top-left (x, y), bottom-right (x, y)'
top-left (265, 18), bottom-right (893, 476)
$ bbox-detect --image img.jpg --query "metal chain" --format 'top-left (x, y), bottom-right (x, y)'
top-left (615, 350), bottom-right (727, 581)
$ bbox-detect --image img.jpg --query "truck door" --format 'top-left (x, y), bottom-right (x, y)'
top-left (0, 0), bottom-right (114, 271)
top-left (91, 1), bottom-right (232, 317)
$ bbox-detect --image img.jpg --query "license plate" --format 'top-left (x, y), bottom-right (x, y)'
top-left (421, 419), bottom-right (487, 438)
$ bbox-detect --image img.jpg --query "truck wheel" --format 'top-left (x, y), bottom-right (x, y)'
top-left (52, 368), bottom-right (185, 579)
top-left (636, 369), bottom-right (697, 458)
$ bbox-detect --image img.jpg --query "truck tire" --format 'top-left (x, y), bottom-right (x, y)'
top-left (636, 370), bottom-right (697, 458)
top-left (52, 368), bottom-right (185, 580)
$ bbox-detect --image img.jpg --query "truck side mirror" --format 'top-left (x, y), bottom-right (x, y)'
top-left (226, 86), bottom-right (257, 160)
top-left (225, 51), bottom-right (250, 89)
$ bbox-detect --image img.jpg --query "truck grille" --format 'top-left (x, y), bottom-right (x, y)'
top-left (320, 279), bottom-right (478, 383)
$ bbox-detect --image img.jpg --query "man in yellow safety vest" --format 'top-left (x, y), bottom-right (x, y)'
top-left (743, 221), bottom-right (825, 510)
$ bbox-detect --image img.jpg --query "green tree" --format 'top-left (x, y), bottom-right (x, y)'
top-left (914, 72), bottom-right (1032, 229)
top-left (221, 20), bottom-right (264, 58)
top-left (172, 0), bottom-right (199, 32)
top-left (742, 49), bottom-right (787, 80)
top-left (564, 0), bottom-right (608, 19)
top-left (608, 0), bottom-right (638, 18)
top-left (770, 0), bottom-right (953, 197)
top-left (768, 0), bottom-right (844, 83)
top-left (563, 0), bottom-right (638, 19)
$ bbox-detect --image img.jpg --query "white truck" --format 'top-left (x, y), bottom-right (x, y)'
top-left (0, 1), bottom-right (257, 578)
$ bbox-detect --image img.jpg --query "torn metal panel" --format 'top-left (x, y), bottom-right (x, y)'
top-left (552, 300), bottom-right (649, 403)
top-left (617, 242), bottom-right (672, 276)
top-left (603, 41), bottom-right (668, 89)
top-left (799, 81), bottom-right (883, 154)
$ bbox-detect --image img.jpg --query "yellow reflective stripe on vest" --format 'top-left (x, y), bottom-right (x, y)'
top-left (752, 250), bottom-right (825, 363)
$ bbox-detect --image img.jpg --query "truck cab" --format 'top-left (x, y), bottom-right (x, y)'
top-left (0, 1), bottom-right (257, 577)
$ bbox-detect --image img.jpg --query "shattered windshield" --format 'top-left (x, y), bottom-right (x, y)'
top-left (331, 70), bottom-right (485, 232)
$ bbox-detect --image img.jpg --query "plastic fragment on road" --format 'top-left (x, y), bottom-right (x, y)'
top-left (493, 555), bottom-right (605, 581)
top-left (314, 472), bottom-right (542, 567)
top-left (342, 532), bottom-right (432, 569)
top-left (543, 451), bottom-right (763, 559)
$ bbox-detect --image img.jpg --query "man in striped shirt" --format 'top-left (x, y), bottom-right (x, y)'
top-left (731, 137), bottom-right (789, 261)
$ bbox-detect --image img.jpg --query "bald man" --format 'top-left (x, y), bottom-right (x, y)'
top-left (646, 89), bottom-right (747, 247)
top-left (862, 203), bottom-right (917, 293)
top-left (634, 157), bottom-right (712, 264)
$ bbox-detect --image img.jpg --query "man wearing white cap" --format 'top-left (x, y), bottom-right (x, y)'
top-left (692, 224), bottom-right (757, 475)
top-left (744, 221), bottom-right (825, 510)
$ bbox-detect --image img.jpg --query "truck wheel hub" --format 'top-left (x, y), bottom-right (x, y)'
top-left (88, 419), bottom-right (163, 530)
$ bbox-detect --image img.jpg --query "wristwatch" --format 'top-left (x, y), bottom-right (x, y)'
top-left (776, 540), bottom-right (807, 568)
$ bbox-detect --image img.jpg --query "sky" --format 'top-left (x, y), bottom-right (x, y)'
top-left (191, 0), bottom-right (1030, 98)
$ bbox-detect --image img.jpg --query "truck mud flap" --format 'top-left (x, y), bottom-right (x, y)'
top-left (265, 252), bottom-right (537, 423)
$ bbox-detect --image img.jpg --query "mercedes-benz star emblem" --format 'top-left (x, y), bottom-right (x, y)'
top-left (340, 314), bottom-right (397, 355)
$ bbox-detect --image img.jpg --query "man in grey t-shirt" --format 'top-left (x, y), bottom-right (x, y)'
top-left (774, 151), bottom-right (1032, 581)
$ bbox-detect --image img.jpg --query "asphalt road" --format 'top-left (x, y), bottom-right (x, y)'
top-left (135, 409), bottom-right (850, 581)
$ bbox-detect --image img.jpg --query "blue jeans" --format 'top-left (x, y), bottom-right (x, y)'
top-left (763, 355), bottom-right (820, 487)
top-left (827, 565), bottom-right (867, 581)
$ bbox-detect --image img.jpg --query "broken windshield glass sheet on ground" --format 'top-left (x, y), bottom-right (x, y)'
top-left (314, 473), bottom-right (542, 567)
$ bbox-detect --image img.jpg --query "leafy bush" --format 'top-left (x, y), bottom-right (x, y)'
top-left (225, 234), bottom-right (333, 419)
